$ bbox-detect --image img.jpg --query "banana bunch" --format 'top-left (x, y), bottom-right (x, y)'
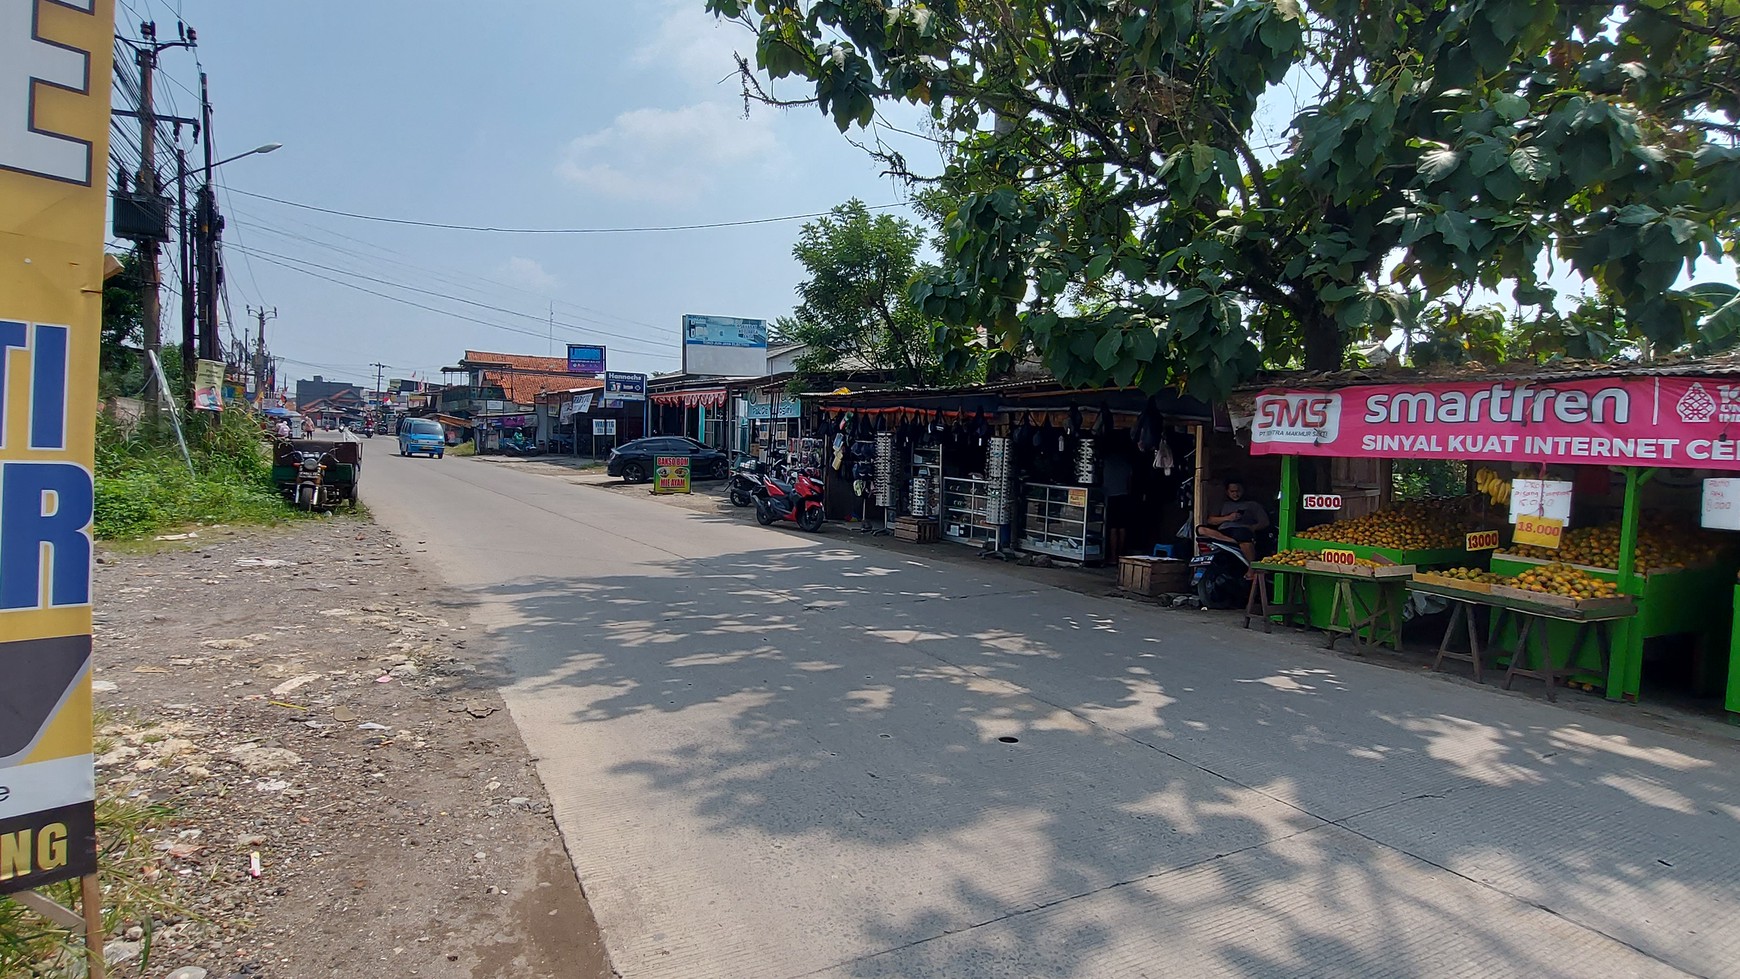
top-left (1475, 468), bottom-right (1512, 505)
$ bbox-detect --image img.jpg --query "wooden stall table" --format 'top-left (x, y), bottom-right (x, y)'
top-left (1244, 562), bottom-right (1309, 633)
top-left (1410, 580), bottom-right (1636, 700)
top-left (1409, 579), bottom-right (1497, 682)
top-left (1247, 562), bottom-right (1409, 652)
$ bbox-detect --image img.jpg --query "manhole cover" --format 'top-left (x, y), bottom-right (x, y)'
top-left (998, 736), bottom-right (1020, 744)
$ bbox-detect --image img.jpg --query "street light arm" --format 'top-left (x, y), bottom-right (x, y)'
top-left (206, 143), bottom-right (282, 173)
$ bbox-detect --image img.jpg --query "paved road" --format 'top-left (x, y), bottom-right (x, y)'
top-left (365, 450), bottom-right (1740, 979)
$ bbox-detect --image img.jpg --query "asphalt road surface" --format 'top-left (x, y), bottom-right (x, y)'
top-left (365, 449), bottom-right (1740, 979)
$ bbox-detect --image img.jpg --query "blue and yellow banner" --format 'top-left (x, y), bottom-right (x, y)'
top-left (0, 0), bottom-right (114, 894)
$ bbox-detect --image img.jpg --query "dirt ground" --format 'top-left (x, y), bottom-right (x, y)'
top-left (89, 517), bottom-right (613, 979)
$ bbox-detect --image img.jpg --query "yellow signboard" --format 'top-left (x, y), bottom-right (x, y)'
top-left (1, 0), bottom-right (115, 894)
top-left (653, 455), bottom-right (691, 495)
top-left (1513, 514), bottom-right (1565, 550)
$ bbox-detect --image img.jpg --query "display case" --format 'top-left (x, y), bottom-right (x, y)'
top-left (909, 446), bottom-right (943, 519)
top-left (943, 476), bottom-right (1004, 547)
top-left (1019, 483), bottom-right (1106, 564)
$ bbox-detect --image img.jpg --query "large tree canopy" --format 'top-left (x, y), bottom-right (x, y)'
top-left (707, 0), bottom-right (1740, 397)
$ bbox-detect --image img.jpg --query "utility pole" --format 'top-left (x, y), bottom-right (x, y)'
top-left (371, 363), bottom-right (388, 400)
top-left (247, 305), bottom-right (276, 406)
top-left (134, 31), bottom-right (161, 405)
top-left (178, 148), bottom-right (196, 386)
top-left (197, 72), bottom-right (224, 365)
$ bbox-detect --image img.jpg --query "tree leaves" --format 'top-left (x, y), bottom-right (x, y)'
top-left (1417, 147), bottom-right (1463, 184)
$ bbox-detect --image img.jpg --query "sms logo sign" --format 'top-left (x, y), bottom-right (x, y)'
top-left (1252, 392), bottom-right (1342, 446)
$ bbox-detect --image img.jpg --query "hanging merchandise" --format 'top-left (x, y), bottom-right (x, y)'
top-left (1014, 412), bottom-right (1034, 448)
top-left (1033, 415), bottom-right (1050, 450)
top-left (911, 473), bottom-right (932, 517)
top-left (1155, 436), bottom-right (1176, 475)
top-left (1068, 405), bottom-right (1084, 438)
top-left (1094, 402), bottom-right (1113, 438)
top-left (1075, 438), bottom-right (1097, 485)
top-left (874, 432), bottom-right (898, 507)
top-left (974, 408), bottom-right (989, 445)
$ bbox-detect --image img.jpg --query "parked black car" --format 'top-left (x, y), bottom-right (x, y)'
top-left (606, 437), bottom-right (730, 483)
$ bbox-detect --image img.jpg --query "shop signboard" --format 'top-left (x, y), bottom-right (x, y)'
top-left (0, 0), bottom-right (114, 896)
top-left (592, 419), bottom-right (616, 436)
top-left (1509, 479), bottom-right (1573, 524)
top-left (1302, 494), bottom-right (1342, 511)
top-left (681, 314), bottom-right (767, 377)
top-left (653, 456), bottom-right (691, 495)
top-left (1702, 478), bottom-right (1740, 530)
top-left (746, 392), bottom-right (802, 420)
top-left (570, 392), bottom-right (594, 414)
top-left (604, 372), bottom-right (646, 402)
top-left (1513, 515), bottom-right (1565, 549)
top-left (566, 344), bottom-right (606, 375)
top-left (1251, 378), bottom-right (1740, 470)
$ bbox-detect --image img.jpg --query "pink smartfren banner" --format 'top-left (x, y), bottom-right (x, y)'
top-left (1249, 376), bottom-right (1740, 469)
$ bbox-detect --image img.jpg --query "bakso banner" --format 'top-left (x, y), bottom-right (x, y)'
top-left (1250, 377), bottom-right (1740, 470)
top-left (0, 0), bottom-right (115, 893)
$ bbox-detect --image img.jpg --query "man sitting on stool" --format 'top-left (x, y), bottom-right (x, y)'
top-left (1198, 479), bottom-right (1270, 572)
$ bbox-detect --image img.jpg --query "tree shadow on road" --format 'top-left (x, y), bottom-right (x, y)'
top-left (460, 543), bottom-right (1739, 979)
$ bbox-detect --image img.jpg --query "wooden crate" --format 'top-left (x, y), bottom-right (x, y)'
top-left (1491, 584), bottom-right (1636, 615)
top-left (894, 517), bottom-right (939, 543)
top-left (1411, 571), bottom-right (1493, 594)
top-left (1120, 556), bottom-right (1189, 596)
top-left (1306, 560), bottom-right (1415, 578)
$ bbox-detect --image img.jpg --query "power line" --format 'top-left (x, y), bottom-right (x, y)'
top-left (225, 187), bottom-right (911, 235)
top-left (226, 203), bottom-right (669, 334)
top-left (226, 242), bottom-right (676, 353)
top-left (234, 248), bottom-right (677, 357)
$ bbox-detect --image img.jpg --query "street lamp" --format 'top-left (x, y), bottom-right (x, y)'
top-left (207, 142), bottom-right (283, 172)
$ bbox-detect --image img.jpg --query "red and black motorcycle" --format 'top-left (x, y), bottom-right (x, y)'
top-left (754, 467), bottom-right (826, 532)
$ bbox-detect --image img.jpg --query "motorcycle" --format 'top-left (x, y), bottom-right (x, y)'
top-left (754, 467), bottom-right (826, 532)
top-left (728, 455), bottom-right (785, 508)
top-left (287, 446), bottom-right (341, 511)
top-left (1189, 537), bottom-right (1252, 609)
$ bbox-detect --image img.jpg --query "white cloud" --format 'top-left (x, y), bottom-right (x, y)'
top-left (499, 257), bottom-right (559, 292)
top-left (633, 1), bottom-right (752, 92)
top-left (556, 102), bottom-right (778, 205)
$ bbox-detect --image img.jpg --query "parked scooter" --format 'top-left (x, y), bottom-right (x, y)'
top-left (729, 455), bottom-right (787, 507)
top-left (754, 467), bottom-right (826, 532)
top-left (1189, 524), bottom-right (1278, 609)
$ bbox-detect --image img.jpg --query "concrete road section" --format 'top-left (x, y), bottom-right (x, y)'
top-left (365, 451), bottom-right (1740, 979)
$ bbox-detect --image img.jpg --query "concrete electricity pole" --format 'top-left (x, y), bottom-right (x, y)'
top-left (372, 363), bottom-right (388, 400)
top-left (247, 305), bottom-right (276, 405)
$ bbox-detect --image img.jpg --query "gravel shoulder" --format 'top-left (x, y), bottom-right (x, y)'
top-left (91, 517), bottom-right (612, 979)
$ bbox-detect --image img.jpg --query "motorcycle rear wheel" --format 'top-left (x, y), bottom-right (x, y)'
top-left (754, 501), bottom-right (776, 526)
top-left (729, 486), bottom-right (752, 507)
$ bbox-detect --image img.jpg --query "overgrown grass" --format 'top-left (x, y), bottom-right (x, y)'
top-left (94, 410), bottom-right (294, 540)
top-left (449, 441), bottom-right (476, 457)
top-left (0, 716), bottom-right (184, 977)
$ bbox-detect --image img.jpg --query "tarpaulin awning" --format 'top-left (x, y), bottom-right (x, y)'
top-left (651, 388), bottom-right (727, 408)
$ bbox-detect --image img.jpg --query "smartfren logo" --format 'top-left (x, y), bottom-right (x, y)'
top-left (1, 0), bottom-right (97, 185)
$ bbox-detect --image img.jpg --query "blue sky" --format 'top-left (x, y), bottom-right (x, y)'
top-left (120, 0), bottom-right (931, 389)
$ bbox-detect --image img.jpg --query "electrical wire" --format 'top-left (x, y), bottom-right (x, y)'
top-left (225, 188), bottom-right (911, 235)
top-left (225, 203), bottom-right (669, 334)
top-left (225, 241), bottom-right (676, 354)
top-left (233, 249), bottom-right (672, 354)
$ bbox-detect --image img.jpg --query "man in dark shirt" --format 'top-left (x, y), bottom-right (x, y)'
top-left (1197, 479), bottom-right (1269, 567)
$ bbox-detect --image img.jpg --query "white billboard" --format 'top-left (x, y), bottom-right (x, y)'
top-left (682, 314), bottom-right (767, 377)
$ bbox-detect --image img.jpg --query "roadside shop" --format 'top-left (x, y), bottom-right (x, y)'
top-left (1242, 364), bottom-right (1740, 713)
top-left (810, 380), bottom-right (1229, 566)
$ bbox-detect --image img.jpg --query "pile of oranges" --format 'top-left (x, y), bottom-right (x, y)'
top-left (1510, 563), bottom-right (1621, 600)
top-left (1508, 521), bottom-right (1723, 572)
top-left (1297, 499), bottom-right (1474, 551)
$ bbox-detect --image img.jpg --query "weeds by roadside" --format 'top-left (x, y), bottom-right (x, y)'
top-left (0, 715), bottom-right (185, 978)
top-left (449, 441), bottom-right (476, 457)
top-left (94, 410), bottom-right (295, 540)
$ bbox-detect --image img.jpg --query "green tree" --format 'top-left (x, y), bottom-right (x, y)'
top-left (706, 0), bottom-right (1740, 397)
top-left (101, 250), bottom-right (146, 390)
top-left (785, 199), bottom-right (953, 385)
